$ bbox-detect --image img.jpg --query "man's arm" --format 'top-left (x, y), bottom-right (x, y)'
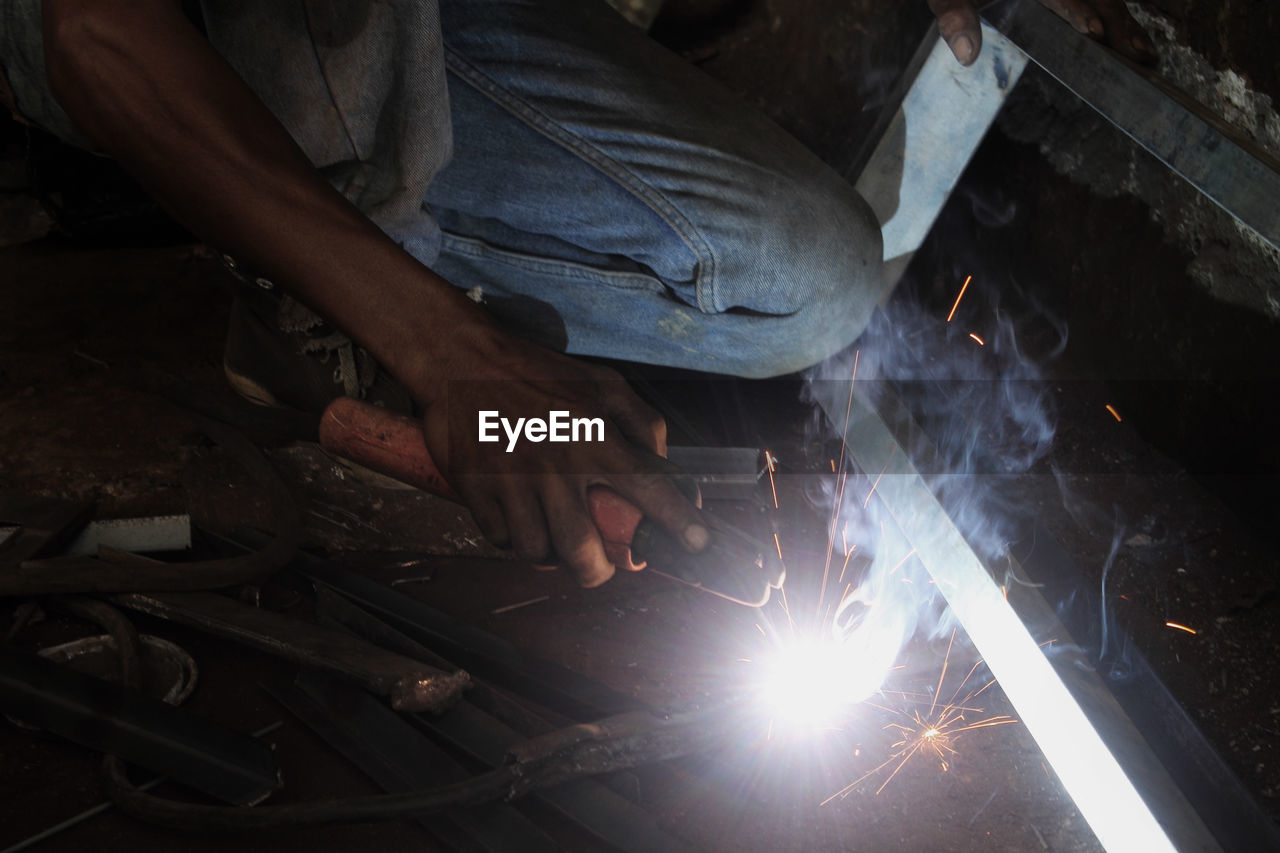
top-left (42, 0), bottom-right (707, 586)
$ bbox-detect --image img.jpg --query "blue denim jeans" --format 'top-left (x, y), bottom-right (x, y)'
top-left (427, 0), bottom-right (883, 377)
top-left (4, 0), bottom-right (883, 377)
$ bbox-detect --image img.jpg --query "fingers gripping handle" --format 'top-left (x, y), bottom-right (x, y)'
top-left (317, 397), bottom-right (646, 569)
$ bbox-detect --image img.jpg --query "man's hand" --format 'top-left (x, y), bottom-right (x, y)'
top-left (930, 0), bottom-right (1156, 67)
top-left (42, 0), bottom-right (706, 590)
top-left (415, 323), bottom-right (709, 588)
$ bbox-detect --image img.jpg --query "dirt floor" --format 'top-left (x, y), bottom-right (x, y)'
top-left (3, 1), bottom-right (1280, 851)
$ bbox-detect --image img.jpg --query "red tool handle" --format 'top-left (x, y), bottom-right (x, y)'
top-left (318, 397), bottom-right (646, 571)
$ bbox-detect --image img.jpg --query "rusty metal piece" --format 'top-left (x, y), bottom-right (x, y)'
top-left (33, 633), bottom-right (197, 706)
top-left (112, 590), bottom-right (469, 714)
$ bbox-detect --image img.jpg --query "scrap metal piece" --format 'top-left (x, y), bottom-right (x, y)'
top-left (112, 591), bottom-right (469, 714)
top-left (61, 515), bottom-right (192, 558)
top-left (984, 0), bottom-right (1280, 252)
top-left (0, 645), bottom-right (279, 805)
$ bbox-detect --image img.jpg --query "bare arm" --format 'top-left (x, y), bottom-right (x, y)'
top-left (43, 0), bottom-right (707, 585)
top-left (43, 0), bottom-right (478, 400)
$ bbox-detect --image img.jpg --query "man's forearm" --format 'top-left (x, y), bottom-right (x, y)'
top-left (42, 0), bottom-right (488, 404)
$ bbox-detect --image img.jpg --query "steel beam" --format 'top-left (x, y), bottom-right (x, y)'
top-left (984, 0), bottom-right (1280, 252)
top-left (807, 383), bottom-right (1211, 852)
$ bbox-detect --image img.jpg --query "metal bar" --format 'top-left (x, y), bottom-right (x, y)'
top-left (0, 646), bottom-right (280, 806)
top-left (808, 384), bottom-right (1191, 852)
top-left (983, 0), bottom-right (1280, 251)
top-left (850, 21), bottom-right (1028, 289)
top-left (267, 678), bottom-right (559, 852)
top-left (112, 591), bottom-right (469, 714)
top-left (1010, 518), bottom-right (1280, 853)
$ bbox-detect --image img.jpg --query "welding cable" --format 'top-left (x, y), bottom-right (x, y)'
top-left (0, 416), bottom-right (299, 596)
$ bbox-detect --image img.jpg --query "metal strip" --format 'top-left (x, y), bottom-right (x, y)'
top-left (1010, 518), bottom-right (1280, 853)
top-left (851, 21), bottom-right (1028, 288)
top-left (808, 385), bottom-right (1192, 852)
top-left (61, 515), bottom-right (192, 558)
top-left (984, 0), bottom-right (1280, 251)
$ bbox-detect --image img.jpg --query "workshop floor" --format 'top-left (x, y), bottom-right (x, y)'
top-left (3, 2), bottom-right (1279, 851)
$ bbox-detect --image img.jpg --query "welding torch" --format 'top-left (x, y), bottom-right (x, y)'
top-left (317, 397), bottom-right (784, 607)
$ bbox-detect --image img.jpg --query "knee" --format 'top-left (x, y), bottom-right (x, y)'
top-left (710, 177), bottom-right (884, 376)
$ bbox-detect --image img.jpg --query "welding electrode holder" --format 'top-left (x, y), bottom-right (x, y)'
top-left (317, 397), bottom-right (783, 607)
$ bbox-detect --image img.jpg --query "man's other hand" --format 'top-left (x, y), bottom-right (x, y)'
top-left (929, 0), bottom-right (1156, 67)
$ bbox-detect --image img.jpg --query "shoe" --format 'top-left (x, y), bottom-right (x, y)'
top-left (221, 270), bottom-right (414, 416)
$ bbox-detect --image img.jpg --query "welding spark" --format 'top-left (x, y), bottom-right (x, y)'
top-left (1105, 404), bottom-right (1123, 422)
top-left (968, 332), bottom-right (985, 346)
top-left (822, 636), bottom-right (1016, 801)
top-left (765, 450), bottom-right (780, 509)
top-left (1165, 621), bottom-right (1198, 635)
top-left (946, 275), bottom-right (973, 323)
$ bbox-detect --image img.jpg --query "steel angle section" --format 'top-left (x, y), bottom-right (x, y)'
top-left (850, 21), bottom-right (1028, 289)
top-left (983, 0), bottom-right (1280, 251)
top-left (807, 383), bottom-right (1190, 852)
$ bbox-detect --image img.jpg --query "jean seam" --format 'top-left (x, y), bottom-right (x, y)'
top-left (441, 232), bottom-right (671, 293)
top-left (441, 46), bottom-right (718, 313)
top-left (301, 6), bottom-right (362, 161)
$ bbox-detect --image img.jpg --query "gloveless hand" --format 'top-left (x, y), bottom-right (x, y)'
top-left (417, 320), bottom-right (708, 588)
